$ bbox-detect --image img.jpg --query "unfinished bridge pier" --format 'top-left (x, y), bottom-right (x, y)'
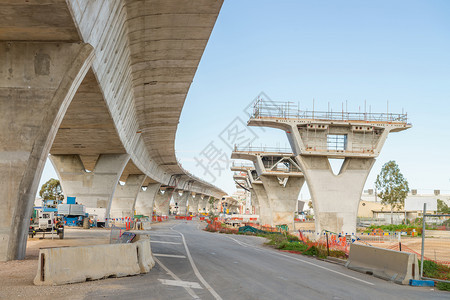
top-left (248, 100), bottom-right (411, 235)
top-left (232, 149), bottom-right (304, 229)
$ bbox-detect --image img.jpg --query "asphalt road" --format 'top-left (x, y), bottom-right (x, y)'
top-left (86, 219), bottom-right (448, 300)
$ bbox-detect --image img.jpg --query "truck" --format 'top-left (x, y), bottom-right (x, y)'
top-left (29, 210), bottom-right (64, 239)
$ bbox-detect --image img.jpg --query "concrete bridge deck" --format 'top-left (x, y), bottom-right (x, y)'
top-left (0, 0), bottom-right (226, 261)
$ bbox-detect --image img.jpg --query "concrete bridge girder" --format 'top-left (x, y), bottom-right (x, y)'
top-left (135, 182), bottom-right (161, 218)
top-left (0, 42), bottom-right (94, 261)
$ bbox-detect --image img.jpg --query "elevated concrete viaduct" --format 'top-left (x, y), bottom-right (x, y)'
top-left (248, 99), bottom-right (411, 235)
top-left (232, 148), bottom-right (304, 229)
top-left (0, 0), bottom-right (226, 261)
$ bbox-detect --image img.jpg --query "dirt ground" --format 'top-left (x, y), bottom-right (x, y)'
top-left (366, 237), bottom-right (450, 263)
top-left (0, 228), bottom-right (113, 299)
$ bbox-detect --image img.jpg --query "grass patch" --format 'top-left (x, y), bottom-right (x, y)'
top-left (419, 260), bottom-right (450, 291)
top-left (260, 233), bottom-right (329, 258)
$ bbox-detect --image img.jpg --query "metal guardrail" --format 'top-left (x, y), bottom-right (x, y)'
top-left (251, 99), bottom-right (409, 123)
top-left (234, 144), bottom-right (293, 154)
top-left (231, 161), bottom-right (254, 168)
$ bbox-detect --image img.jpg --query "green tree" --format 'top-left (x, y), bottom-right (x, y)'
top-left (375, 161), bottom-right (409, 224)
top-left (437, 199), bottom-right (450, 214)
top-left (39, 178), bottom-right (63, 201)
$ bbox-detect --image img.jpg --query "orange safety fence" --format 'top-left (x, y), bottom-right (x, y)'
top-left (298, 230), bottom-right (350, 255)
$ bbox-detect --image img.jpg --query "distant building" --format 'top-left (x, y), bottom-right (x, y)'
top-left (358, 189), bottom-right (445, 223)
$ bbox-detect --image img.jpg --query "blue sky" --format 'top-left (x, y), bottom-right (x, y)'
top-left (175, 0), bottom-right (450, 197)
top-left (40, 1), bottom-right (450, 199)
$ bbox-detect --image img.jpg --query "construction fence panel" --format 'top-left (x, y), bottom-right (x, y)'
top-left (421, 213), bottom-right (450, 283)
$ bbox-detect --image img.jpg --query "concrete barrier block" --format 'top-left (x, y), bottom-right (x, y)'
top-left (346, 244), bottom-right (419, 284)
top-left (34, 241), bottom-right (154, 286)
top-left (136, 240), bottom-right (155, 273)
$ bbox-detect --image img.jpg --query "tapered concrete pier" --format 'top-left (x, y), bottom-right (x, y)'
top-left (248, 99), bottom-right (411, 234)
top-left (232, 149), bottom-right (304, 229)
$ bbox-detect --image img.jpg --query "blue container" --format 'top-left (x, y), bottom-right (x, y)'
top-left (409, 279), bottom-right (434, 287)
top-left (67, 197), bottom-right (76, 204)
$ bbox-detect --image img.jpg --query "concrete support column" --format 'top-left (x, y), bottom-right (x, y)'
top-left (297, 156), bottom-right (375, 235)
top-left (198, 196), bottom-right (206, 213)
top-left (250, 188), bottom-right (260, 216)
top-left (188, 194), bottom-right (200, 215)
top-left (0, 42), bottom-right (94, 261)
top-left (51, 154), bottom-right (130, 221)
top-left (109, 174), bottom-right (146, 219)
top-left (252, 183), bottom-right (271, 226)
top-left (173, 191), bottom-right (188, 215)
top-left (201, 196), bottom-right (211, 213)
top-left (135, 183), bottom-right (161, 218)
top-left (154, 188), bottom-right (174, 216)
top-left (213, 199), bottom-right (221, 214)
top-left (260, 176), bottom-right (304, 230)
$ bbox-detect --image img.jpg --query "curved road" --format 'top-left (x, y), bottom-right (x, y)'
top-left (88, 220), bottom-right (447, 299)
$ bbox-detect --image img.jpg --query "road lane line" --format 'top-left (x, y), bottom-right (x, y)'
top-left (159, 279), bottom-right (203, 289)
top-left (151, 234), bottom-right (180, 238)
top-left (154, 253), bottom-right (187, 258)
top-left (154, 257), bottom-right (199, 299)
top-left (171, 226), bottom-right (223, 300)
top-left (151, 241), bottom-right (182, 245)
top-left (224, 236), bottom-right (375, 286)
top-left (227, 236), bottom-right (248, 247)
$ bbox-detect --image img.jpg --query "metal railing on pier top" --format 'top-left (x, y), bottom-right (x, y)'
top-left (234, 144), bottom-right (293, 154)
top-left (251, 99), bottom-right (409, 124)
top-left (231, 161), bottom-right (254, 168)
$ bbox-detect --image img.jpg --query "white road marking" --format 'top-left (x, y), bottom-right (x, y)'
top-left (151, 234), bottom-right (180, 238)
top-left (227, 236), bottom-right (248, 247)
top-left (171, 225), bottom-right (223, 300)
top-left (225, 236), bottom-right (375, 286)
top-left (154, 253), bottom-right (186, 258)
top-left (151, 241), bottom-right (181, 245)
top-left (154, 257), bottom-right (199, 299)
top-left (159, 279), bottom-right (203, 289)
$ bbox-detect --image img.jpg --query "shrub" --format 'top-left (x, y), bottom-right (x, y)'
top-left (302, 246), bottom-right (319, 257)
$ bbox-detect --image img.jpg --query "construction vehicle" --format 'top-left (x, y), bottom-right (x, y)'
top-left (29, 210), bottom-right (64, 239)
